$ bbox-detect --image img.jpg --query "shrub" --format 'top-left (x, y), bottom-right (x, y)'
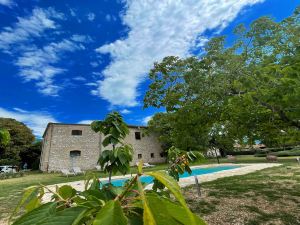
top-left (255, 149), bottom-right (300, 157)
top-left (0, 171), bottom-right (24, 180)
top-left (274, 149), bottom-right (300, 157)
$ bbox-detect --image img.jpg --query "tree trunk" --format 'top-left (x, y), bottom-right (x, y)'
top-left (108, 168), bottom-right (112, 184)
top-left (214, 148), bottom-right (220, 164)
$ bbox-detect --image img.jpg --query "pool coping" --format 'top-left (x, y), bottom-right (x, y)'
top-left (42, 163), bottom-right (281, 202)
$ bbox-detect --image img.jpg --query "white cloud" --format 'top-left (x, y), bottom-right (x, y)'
top-left (0, 8), bottom-right (63, 52)
top-left (96, 0), bottom-right (263, 106)
top-left (90, 61), bottom-right (99, 68)
top-left (71, 34), bottom-right (92, 43)
top-left (120, 109), bottom-right (131, 114)
top-left (15, 37), bottom-right (88, 96)
top-left (0, 8), bottom-right (90, 96)
top-left (90, 90), bottom-right (99, 96)
top-left (69, 8), bottom-right (76, 17)
top-left (85, 82), bottom-right (98, 87)
top-left (0, 0), bottom-right (15, 7)
top-left (0, 107), bottom-right (58, 137)
top-left (142, 115), bottom-right (153, 125)
top-left (78, 120), bottom-right (94, 124)
top-left (73, 76), bottom-right (86, 81)
top-left (87, 13), bottom-right (96, 21)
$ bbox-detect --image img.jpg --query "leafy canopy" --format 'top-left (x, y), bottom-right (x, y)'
top-left (144, 7), bottom-right (300, 149)
top-left (0, 118), bottom-right (35, 165)
top-left (0, 128), bottom-right (10, 146)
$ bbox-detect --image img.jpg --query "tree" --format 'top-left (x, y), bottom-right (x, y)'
top-left (144, 7), bottom-right (300, 150)
top-left (91, 112), bottom-right (133, 183)
top-left (20, 141), bottom-right (42, 170)
top-left (0, 118), bottom-right (35, 165)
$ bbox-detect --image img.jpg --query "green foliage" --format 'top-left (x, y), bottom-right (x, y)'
top-left (144, 7), bottom-right (300, 150)
top-left (254, 148), bottom-right (300, 157)
top-left (11, 166), bottom-right (206, 225)
top-left (0, 171), bottom-right (24, 180)
top-left (0, 118), bottom-right (35, 165)
top-left (92, 112), bottom-right (133, 183)
top-left (92, 112), bottom-right (129, 147)
top-left (0, 128), bottom-right (10, 146)
top-left (153, 147), bottom-right (203, 191)
top-left (20, 141), bottom-right (42, 170)
top-left (99, 145), bottom-right (133, 178)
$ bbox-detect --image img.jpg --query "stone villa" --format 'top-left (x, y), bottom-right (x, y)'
top-left (39, 123), bottom-right (165, 172)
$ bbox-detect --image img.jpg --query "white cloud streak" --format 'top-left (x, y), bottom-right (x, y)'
top-left (0, 107), bottom-right (58, 137)
top-left (95, 0), bottom-right (263, 107)
top-left (0, 0), bottom-right (15, 7)
top-left (142, 115), bottom-right (152, 125)
top-left (15, 36), bottom-right (87, 96)
top-left (120, 109), bottom-right (131, 114)
top-left (78, 120), bottom-right (94, 124)
top-left (0, 8), bottom-right (90, 96)
top-left (0, 8), bottom-right (63, 52)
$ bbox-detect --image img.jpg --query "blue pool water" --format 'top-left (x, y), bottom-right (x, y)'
top-left (101, 165), bottom-right (240, 187)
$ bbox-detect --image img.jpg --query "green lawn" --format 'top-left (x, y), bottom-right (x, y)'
top-left (0, 156), bottom-right (299, 224)
top-left (183, 160), bottom-right (300, 225)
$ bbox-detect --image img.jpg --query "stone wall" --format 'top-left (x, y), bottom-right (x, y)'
top-left (40, 123), bottom-right (165, 172)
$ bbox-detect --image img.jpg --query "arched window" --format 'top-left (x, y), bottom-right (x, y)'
top-left (70, 150), bottom-right (81, 157)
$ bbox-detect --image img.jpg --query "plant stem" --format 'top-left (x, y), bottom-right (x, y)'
top-left (114, 175), bottom-right (138, 202)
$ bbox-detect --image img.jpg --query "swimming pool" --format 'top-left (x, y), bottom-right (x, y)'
top-left (101, 165), bottom-right (240, 187)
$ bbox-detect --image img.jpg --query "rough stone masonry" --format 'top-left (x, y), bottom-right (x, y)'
top-left (39, 123), bottom-right (166, 172)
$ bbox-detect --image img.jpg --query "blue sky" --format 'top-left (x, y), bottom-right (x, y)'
top-left (0, 0), bottom-right (298, 137)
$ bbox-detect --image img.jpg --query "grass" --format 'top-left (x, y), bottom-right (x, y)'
top-left (183, 160), bottom-right (300, 225)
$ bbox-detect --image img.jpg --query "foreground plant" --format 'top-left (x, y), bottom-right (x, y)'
top-left (10, 163), bottom-right (206, 225)
top-left (91, 111), bottom-right (133, 184)
top-left (153, 146), bottom-right (203, 191)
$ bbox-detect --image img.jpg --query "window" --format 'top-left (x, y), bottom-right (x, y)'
top-left (72, 130), bottom-right (82, 136)
top-left (150, 153), bottom-right (154, 158)
top-left (138, 154), bottom-right (142, 159)
top-left (70, 150), bottom-right (81, 157)
top-left (135, 132), bottom-right (141, 140)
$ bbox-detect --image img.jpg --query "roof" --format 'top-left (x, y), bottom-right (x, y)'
top-left (42, 122), bottom-right (147, 138)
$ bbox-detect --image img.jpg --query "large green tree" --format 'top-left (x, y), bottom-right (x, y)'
top-left (144, 7), bottom-right (300, 150)
top-left (0, 118), bottom-right (35, 165)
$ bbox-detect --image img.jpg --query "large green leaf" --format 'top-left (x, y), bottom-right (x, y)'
top-left (145, 171), bottom-right (196, 225)
top-left (58, 185), bottom-right (77, 200)
top-left (137, 178), bottom-right (156, 225)
top-left (13, 203), bottom-right (88, 225)
top-left (36, 206), bottom-right (88, 225)
top-left (12, 203), bottom-right (57, 225)
top-left (10, 186), bottom-right (41, 221)
top-left (146, 193), bottom-right (206, 225)
top-left (102, 137), bottom-right (111, 147)
top-left (93, 200), bottom-right (127, 225)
